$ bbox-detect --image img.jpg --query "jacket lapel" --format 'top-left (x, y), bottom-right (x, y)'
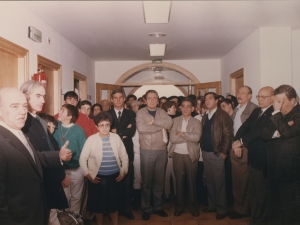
top-left (0, 126), bottom-right (42, 178)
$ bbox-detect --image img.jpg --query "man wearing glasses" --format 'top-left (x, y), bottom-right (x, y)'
top-left (232, 86), bottom-right (274, 224)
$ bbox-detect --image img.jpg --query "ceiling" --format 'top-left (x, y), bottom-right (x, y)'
top-left (18, 1), bottom-right (300, 61)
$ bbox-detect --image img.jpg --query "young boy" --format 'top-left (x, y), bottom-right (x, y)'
top-left (53, 104), bottom-right (87, 214)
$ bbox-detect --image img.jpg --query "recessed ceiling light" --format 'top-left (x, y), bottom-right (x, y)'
top-left (149, 44), bottom-right (166, 56)
top-left (143, 1), bottom-right (171, 24)
top-left (148, 32), bottom-right (166, 38)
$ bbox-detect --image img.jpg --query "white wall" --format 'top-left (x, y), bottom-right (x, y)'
top-left (292, 29), bottom-right (300, 94)
top-left (0, 2), bottom-right (95, 103)
top-left (221, 29), bottom-right (261, 100)
top-left (95, 59), bottom-right (220, 85)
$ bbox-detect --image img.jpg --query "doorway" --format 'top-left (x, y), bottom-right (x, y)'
top-left (230, 68), bottom-right (244, 96)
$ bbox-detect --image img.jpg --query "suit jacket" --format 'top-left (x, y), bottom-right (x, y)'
top-left (233, 101), bottom-right (258, 124)
top-left (108, 108), bottom-right (136, 161)
top-left (0, 126), bottom-right (61, 225)
top-left (22, 113), bottom-right (68, 209)
top-left (169, 116), bottom-right (202, 162)
top-left (234, 106), bottom-right (274, 170)
top-left (261, 103), bottom-right (300, 181)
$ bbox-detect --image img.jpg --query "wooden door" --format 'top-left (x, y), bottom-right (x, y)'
top-left (194, 81), bottom-right (221, 97)
top-left (74, 71), bottom-right (87, 101)
top-left (0, 37), bottom-right (29, 88)
top-left (230, 68), bottom-right (244, 96)
top-left (96, 83), bottom-right (124, 104)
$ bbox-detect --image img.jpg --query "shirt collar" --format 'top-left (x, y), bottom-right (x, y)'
top-left (0, 121), bottom-right (22, 137)
top-left (206, 107), bottom-right (217, 116)
top-left (114, 108), bottom-right (124, 115)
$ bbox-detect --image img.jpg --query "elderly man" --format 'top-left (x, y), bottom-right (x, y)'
top-left (261, 85), bottom-right (300, 225)
top-left (169, 97), bottom-right (202, 217)
top-left (230, 86), bottom-right (258, 219)
top-left (200, 92), bottom-right (233, 220)
top-left (136, 90), bottom-right (172, 221)
top-left (101, 99), bottom-right (111, 112)
top-left (0, 87), bottom-right (71, 225)
top-left (232, 86), bottom-right (274, 225)
top-left (20, 80), bottom-right (69, 225)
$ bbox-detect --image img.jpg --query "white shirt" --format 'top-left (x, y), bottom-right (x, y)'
top-left (174, 117), bottom-right (190, 155)
top-left (233, 103), bottom-right (247, 136)
top-left (0, 121), bottom-right (35, 162)
top-left (206, 107), bottom-right (217, 120)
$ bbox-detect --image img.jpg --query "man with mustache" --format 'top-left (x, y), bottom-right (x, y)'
top-left (230, 86), bottom-right (258, 219)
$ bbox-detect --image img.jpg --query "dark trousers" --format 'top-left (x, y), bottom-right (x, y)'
top-left (173, 152), bottom-right (198, 213)
top-left (140, 150), bottom-right (167, 213)
top-left (248, 165), bottom-right (268, 225)
top-left (120, 161), bottom-right (133, 213)
top-left (196, 161), bottom-right (208, 205)
top-left (268, 178), bottom-right (300, 225)
top-left (202, 151), bottom-right (227, 215)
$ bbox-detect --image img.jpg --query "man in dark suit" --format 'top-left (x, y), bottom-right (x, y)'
top-left (230, 86), bottom-right (258, 219)
top-left (0, 87), bottom-right (71, 225)
top-left (260, 85), bottom-right (300, 225)
top-left (232, 86), bottom-right (274, 225)
top-left (108, 89), bottom-right (136, 220)
top-left (20, 80), bottom-right (69, 224)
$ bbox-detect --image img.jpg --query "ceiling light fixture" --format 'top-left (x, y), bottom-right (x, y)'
top-left (143, 1), bottom-right (171, 24)
top-left (148, 32), bottom-right (166, 38)
top-left (149, 44), bottom-right (166, 56)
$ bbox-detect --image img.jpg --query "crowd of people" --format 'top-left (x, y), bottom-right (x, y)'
top-left (0, 80), bottom-right (300, 225)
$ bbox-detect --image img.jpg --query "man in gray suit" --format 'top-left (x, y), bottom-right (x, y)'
top-left (230, 86), bottom-right (258, 219)
top-left (169, 97), bottom-right (202, 217)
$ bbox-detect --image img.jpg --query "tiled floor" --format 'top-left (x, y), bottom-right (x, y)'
top-left (84, 202), bottom-right (250, 225)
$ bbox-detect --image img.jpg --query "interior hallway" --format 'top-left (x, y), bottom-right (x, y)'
top-left (85, 201), bottom-right (250, 225)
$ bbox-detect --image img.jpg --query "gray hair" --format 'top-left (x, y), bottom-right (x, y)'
top-left (20, 80), bottom-right (44, 100)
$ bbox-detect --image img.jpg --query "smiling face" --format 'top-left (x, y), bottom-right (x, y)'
top-left (0, 88), bottom-right (28, 130)
top-left (28, 86), bottom-right (46, 114)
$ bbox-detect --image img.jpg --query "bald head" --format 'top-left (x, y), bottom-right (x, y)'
top-left (257, 86), bottom-right (274, 108)
top-left (101, 99), bottom-right (110, 111)
top-left (0, 88), bottom-right (28, 130)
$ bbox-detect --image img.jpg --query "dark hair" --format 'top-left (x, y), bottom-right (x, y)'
top-left (126, 94), bottom-right (137, 101)
top-left (64, 91), bottom-right (78, 101)
top-left (187, 94), bottom-right (197, 102)
top-left (274, 85), bottom-right (297, 100)
top-left (111, 89), bottom-right (124, 98)
top-left (91, 103), bottom-right (102, 113)
top-left (220, 99), bottom-right (234, 109)
top-left (167, 95), bottom-right (178, 101)
top-left (79, 100), bottom-right (92, 108)
top-left (159, 96), bottom-right (167, 102)
top-left (181, 97), bottom-right (195, 107)
top-left (241, 86), bottom-right (252, 95)
top-left (161, 101), bottom-right (176, 112)
top-left (42, 114), bottom-right (58, 127)
top-left (204, 92), bottom-right (218, 100)
top-left (145, 90), bottom-right (159, 99)
top-left (200, 100), bottom-right (206, 109)
top-left (94, 111), bottom-right (113, 126)
top-left (62, 104), bottom-right (79, 123)
top-left (226, 94), bottom-right (238, 108)
top-left (217, 95), bottom-right (225, 107)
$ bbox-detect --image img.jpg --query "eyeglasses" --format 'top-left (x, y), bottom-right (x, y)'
top-left (256, 95), bottom-right (273, 100)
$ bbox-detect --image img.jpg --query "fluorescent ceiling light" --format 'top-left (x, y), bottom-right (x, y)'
top-left (143, 1), bottom-right (171, 23)
top-left (149, 44), bottom-right (166, 56)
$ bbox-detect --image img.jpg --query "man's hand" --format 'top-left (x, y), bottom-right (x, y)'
top-left (61, 174), bottom-right (70, 188)
top-left (59, 140), bottom-right (72, 161)
top-left (220, 153), bottom-right (227, 160)
top-left (273, 97), bottom-right (284, 111)
top-left (233, 147), bottom-right (242, 158)
top-left (127, 124), bottom-right (132, 128)
top-left (86, 174), bottom-right (101, 184)
top-left (111, 128), bottom-right (117, 133)
top-left (232, 140), bottom-right (242, 149)
top-left (176, 131), bottom-right (183, 136)
top-left (147, 120), bottom-right (153, 125)
top-left (116, 174), bottom-right (124, 182)
top-left (288, 120), bottom-right (294, 126)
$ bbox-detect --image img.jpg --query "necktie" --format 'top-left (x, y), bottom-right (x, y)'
top-left (118, 111), bottom-right (121, 122)
top-left (258, 109), bottom-right (263, 117)
top-left (19, 131), bottom-right (36, 163)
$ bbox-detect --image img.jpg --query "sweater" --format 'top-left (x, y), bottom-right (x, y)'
top-left (53, 122), bottom-right (86, 168)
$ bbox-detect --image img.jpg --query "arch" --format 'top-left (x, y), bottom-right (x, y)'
top-left (115, 61), bottom-right (200, 84)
